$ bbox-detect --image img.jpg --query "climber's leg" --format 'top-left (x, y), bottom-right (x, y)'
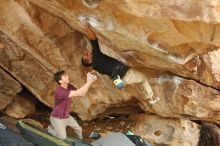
top-left (122, 68), bottom-right (160, 104)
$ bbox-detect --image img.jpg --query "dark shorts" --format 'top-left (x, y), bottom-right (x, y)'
top-left (111, 64), bottom-right (129, 80)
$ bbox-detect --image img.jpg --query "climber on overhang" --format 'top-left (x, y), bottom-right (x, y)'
top-left (81, 23), bottom-right (160, 104)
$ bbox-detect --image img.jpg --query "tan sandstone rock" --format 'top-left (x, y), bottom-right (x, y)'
top-left (5, 95), bottom-right (36, 119)
top-left (130, 114), bottom-right (200, 146)
top-left (0, 68), bottom-right (21, 110)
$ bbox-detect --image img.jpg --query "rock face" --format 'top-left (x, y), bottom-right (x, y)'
top-left (5, 94), bottom-right (36, 119)
top-left (0, 68), bottom-right (21, 111)
top-left (1, 0), bottom-right (220, 145)
top-left (130, 114), bottom-right (200, 146)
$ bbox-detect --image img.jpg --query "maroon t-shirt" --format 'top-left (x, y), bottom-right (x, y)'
top-left (51, 84), bottom-right (76, 119)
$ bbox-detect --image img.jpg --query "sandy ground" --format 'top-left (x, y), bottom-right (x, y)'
top-left (0, 111), bottom-right (136, 144)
